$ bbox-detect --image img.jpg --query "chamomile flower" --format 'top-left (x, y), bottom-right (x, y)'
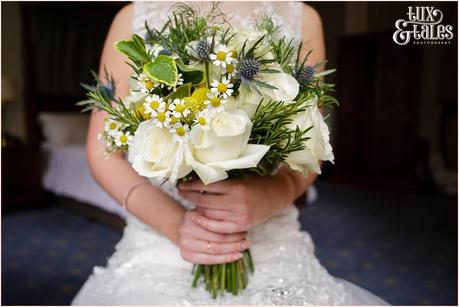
top-left (151, 104), bottom-right (171, 128)
top-left (143, 95), bottom-right (164, 115)
top-left (168, 98), bottom-right (190, 118)
top-left (169, 123), bottom-right (190, 142)
top-left (204, 92), bottom-right (227, 112)
top-left (225, 62), bottom-right (237, 79)
top-left (211, 78), bottom-right (234, 98)
top-left (114, 131), bottom-right (133, 147)
top-left (195, 109), bottom-right (212, 130)
top-left (104, 118), bottom-right (122, 137)
top-left (210, 44), bottom-right (234, 68)
top-left (137, 73), bottom-right (159, 94)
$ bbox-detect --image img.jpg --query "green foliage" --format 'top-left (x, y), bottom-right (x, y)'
top-left (143, 55), bottom-right (178, 86)
top-left (176, 59), bottom-right (204, 85)
top-left (249, 94), bottom-right (315, 175)
top-left (165, 82), bottom-right (192, 101)
top-left (271, 37), bottom-right (296, 73)
top-left (114, 34), bottom-right (150, 65)
top-left (77, 70), bottom-right (142, 131)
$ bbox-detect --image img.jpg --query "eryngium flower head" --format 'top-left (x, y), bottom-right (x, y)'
top-left (297, 66), bottom-right (315, 84)
top-left (238, 58), bottom-right (260, 81)
top-left (196, 39), bottom-right (211, 60)
top-left (158, 48), bottom-right (173, 56)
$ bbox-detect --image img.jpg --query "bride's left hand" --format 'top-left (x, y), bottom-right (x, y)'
top-left (178, 170), bottom-right (298, 233)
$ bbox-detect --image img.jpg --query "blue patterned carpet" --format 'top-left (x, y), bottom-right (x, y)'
top-left (2, 182), bottom-right (457, 305)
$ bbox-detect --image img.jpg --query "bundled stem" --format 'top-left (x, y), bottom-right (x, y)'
top-left (191, 249), bottom-right (254, 298)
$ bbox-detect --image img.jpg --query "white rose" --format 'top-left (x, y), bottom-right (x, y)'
top-left (286, 96), bottom-right (334, 175)
top-left (235, 68), bottom-right (299, 118)
top-left (128, 121), bottom-right (192, 184)
top-left (187, 109), bottom-right (270, 184)
top-left (260, 71), bottom-right (299, 102)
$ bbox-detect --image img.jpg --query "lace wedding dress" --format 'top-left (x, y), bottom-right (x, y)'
top-left (72, 2), bottom-right (389, 305)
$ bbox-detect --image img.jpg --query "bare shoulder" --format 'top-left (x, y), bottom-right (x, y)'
top-left (110, 3), bottom-right (134, 32)
top-left (302, 4), bottom-right (323, 29)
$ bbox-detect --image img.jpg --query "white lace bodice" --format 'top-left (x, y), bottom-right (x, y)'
top-left (132, 1), bottom-right (304, 40)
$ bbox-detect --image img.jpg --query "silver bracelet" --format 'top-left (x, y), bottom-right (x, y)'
top-left (122, 180), bottom-right (150, 211)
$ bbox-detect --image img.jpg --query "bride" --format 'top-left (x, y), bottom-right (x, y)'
top-left (73, 1), bottom-right (388, 305)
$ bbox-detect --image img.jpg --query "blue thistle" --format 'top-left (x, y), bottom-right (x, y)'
top-left (158, 48), bottom-right (173, 56)
top-left (196, 39), bottom-right (211, 60)
top-left (297, 66), bottom-right (315, 84)
top-left (238, 58), bottom-right (260, 81)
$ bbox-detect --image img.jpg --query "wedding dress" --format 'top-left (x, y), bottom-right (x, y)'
top-left (72, 2), bottom-right (389, 305)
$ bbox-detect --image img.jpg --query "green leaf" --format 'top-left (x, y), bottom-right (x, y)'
top-left (165, 82), bottom-right (192, 101)
top-left (143, 55), bottom-right (178, 86)
top-left (176, 59), bottom-right (204, 85)
top-left (114, 35), bottom-right (149, 63)
top-left (314, 68), bottom-right (336, 78)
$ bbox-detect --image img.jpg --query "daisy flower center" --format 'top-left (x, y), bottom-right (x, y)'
top-left (170, 116), bottom-right (178, 125)
top-left (210, 97), bottom-right (221, 107)
top-left (119, 135), bottom-right (128, 143)
top-left (230, 50), bottom-right (237, 58)
top-left (197, 117), bottom-right (207, 126)
top-left (145, 80), bottom-right (154, 90)
top-left (176, 127), bottom-right (186, 136)
top-left (156, 112), bottom-right (166, 122)
top-left (226, 64), bottom-right (235, 73)
top-left (109, 122), bottom-right (117, 130)
top-left (149, 101), bottom-right (160, 109)
top-left (175, 104), bottom-right (186, 113)
top-left (217, 51), bottom-right (227, 61)
top-left (217, 83), bottom-right (228, 93)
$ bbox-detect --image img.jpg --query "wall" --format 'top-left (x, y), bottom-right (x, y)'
top-left (1, 2), bottom-right (26, 142)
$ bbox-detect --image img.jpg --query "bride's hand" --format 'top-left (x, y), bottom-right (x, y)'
top-left (178, 170), bottom-right (297, 233)
top-left (178, 210), bottom-right (250, 264)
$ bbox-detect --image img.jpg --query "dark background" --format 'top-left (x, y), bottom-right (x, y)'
top-left (1, 1), bottom-right (457, 305)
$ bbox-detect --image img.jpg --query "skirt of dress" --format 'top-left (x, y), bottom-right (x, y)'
top-left (72, 206), bottom-right (389, 305)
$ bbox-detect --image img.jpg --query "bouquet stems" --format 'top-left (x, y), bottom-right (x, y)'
top-left (191, 249), bottom-right (254, 298)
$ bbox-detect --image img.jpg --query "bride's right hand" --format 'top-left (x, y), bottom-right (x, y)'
top-left (178, 210), bottom-right (250, 265)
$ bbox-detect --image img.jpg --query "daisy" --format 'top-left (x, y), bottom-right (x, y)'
top-left (143, 94), bottom-right (164, 115)
top-left (137, 74), bottom-right (159, 94)
top-left (169, 123), bottom-right (190, 142)
top-left (114, 131), bottom-right (133, 147)
top-left (168, 98), bottom-right (190, 118)
top-left (204, 92), bottom-right (227, 112)
top-left (210, 44), bottom-right (234, 68)
top-left (195, 109), bottom-right (212, 130)
top-left (225, 62), bottom-right (237, 79)
top-left (104, 118), bottom-right (122, 137)
top-left (151, 104), bottom-right (171, 128)
top-left (211, 78), bottom-right (234, 98)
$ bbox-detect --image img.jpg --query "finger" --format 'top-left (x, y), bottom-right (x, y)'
top-left (178, 190), bottom-right (230, 210)
top-left (198, 207), bottom-right (241, 224)
top-left (194, 213), bottom-right (244, 233)
top-left (181, 237), bottom-right (250, 255)
top-left (179, 179), bottom-right (240, 194)
top-left (180, 250), bottom-right (243, 265)
top-left (182, 212), bottom-right (247, 243)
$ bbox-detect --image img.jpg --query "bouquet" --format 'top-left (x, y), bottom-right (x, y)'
top-left (79, 3), bottom-right (337, 299)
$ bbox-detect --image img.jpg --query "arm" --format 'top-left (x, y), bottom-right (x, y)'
top-left (87, 4), bottom-right (186, 244)
top-left (178, 5), bottom-right (326, 232)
